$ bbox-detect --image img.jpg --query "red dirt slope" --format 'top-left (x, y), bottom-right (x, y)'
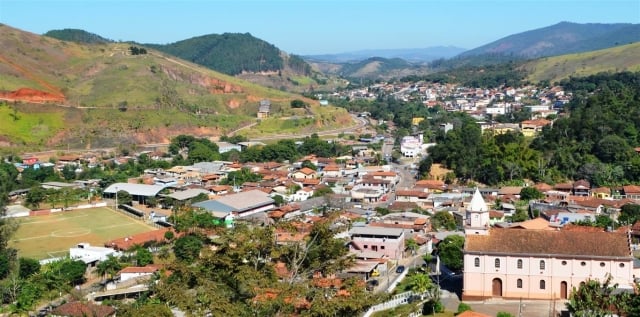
top-left (0, 88), bottom-right (65, 103)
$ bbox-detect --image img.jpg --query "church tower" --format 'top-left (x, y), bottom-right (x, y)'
top-left (464, 188), bottom-right (490, 235)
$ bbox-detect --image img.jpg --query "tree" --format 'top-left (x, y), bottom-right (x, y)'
top-left (59, 259), bottom-right (87, 285)
top-left (406, 272), bottom-right (434, 294)
top-left (438, 235), bottom-right (464, 271)
top-left (117, 190), bottom-right (132, 206)
top-left (566, 274), bottom-right (631, 317)
top-left (61, 164), bottom-right (76, 181)
top-left (135, 247), bottom-right (154, 266)
top-left (25, 186), bottom-right (46, 208)
top-left (519, 187), bottom-right (544, 201)
top-left (418, 155), bottom-right (433, 179)
top-left (619, 203), bottom-right (640, 225)
top-left (96, 255), bottom-right (122, 281)
top-left (431, 211), bottom-right (457, 231)
top-left (173, 235), bottom-right (204, 263)
top-left (290, 99), bottom-right (307, 108)
top-left (18, 257), bottom-right (40, 279)
top-left (405, 238), bottom-right (418, 255)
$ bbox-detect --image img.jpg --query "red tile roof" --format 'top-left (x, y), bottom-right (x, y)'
top-left (52, 302), bottom-right (115, 317)
top-left (105, 229), bottom-right (173, 251)
top-left (465, 228), bottom-right (630, 257)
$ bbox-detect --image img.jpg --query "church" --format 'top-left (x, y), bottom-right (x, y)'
top-left (461, 189), bottom-right (635, 300)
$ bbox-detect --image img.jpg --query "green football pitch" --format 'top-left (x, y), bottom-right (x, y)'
top-left (10, 207), bottom-right (156, 260)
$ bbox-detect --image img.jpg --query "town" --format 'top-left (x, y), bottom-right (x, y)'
top-left (2, 74), bottom-right (640, 317)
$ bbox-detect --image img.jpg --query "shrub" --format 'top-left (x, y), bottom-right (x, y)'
top-left (457, 302), bottom-right (472, 314)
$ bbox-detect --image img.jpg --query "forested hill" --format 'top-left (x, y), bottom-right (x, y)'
top-left (147, 33), bottom-right (310, 76)
top-left (459, 22), bottom-right (640, 59)
top-left (44, 28), bottom-right (112, 44)
top-left (428, 71), bottom-right (640, 186)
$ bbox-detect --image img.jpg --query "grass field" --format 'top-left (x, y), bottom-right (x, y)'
top-left (10, 207), bottom-right (156, 260)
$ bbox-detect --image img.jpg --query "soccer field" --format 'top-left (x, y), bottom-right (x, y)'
top-left (10, 207), bottom-right (157, 260)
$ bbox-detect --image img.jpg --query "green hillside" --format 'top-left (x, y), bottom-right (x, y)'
top-left (44, 28), bottom-right (112, 44)
top-left (523, 42), bottom-right (640, 84)
top-left (0, 25), bottom-right (351, 150)
top-left (147, 33), bottom-right (285, 76)
top-left (460, 22), bottom-right (640, 58)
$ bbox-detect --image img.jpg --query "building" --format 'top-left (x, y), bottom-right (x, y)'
top-left (192, 189), bottom-right (275, 220)
top-left (257, 99), bottom-right (271, 119)
top-left (348, 226), bottom-right (405, 260)
top-left (400, 135), bottom-right (423, 157)
top-left (464, 188), bottom-right (490, 235)
top-left (69, 243), bottom-right (121, 265)
top-left (462, 228), bottom-right (634, 300)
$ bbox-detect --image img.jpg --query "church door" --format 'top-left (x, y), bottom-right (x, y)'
top-left (492, 278), bottom-right (503, 297)
top-left (560, 281), bottom-right (568, 299)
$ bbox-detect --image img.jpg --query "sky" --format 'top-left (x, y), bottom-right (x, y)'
top-left (1, 0), bottom-right (639, 55)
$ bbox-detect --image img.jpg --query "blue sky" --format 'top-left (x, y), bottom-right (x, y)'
top-left (1, 0), bottom-right (638, 55)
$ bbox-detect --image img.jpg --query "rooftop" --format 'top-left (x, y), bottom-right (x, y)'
top-left (465, 228), bottom-right (631, 258)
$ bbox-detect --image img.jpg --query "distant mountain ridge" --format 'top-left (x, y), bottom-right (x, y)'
top-left (304, 46), bottom-right (466, 63)
top-left (44, 28), bottom-right (112, 44)
top-left (460, 22), bottom-right (640, 58)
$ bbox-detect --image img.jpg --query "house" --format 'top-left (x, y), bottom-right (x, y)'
top-left (292, 187), bottom-right (314, 201)
top-left (348, 226), bottom-right (405, 260)
top-left (621, 185), bottom-right (640, 199)
top-left (395, 190), bottom-right (430, 209)
top-left (414, 179), bottom-right (446, 193)
top-left (292, 167), bottom-right (317, 179)
top-left (322, 165), bottom-right (342, 178)
top-left (519, 119), bottom-right (551, 137)
top-left (192, 189), bottom-right (275, 219)
top-left (573, 180), bottom-right (591, 196)
top-left (257, 99), bottom-right (271, 119)
top-left (463, 228), bottom-right (634, 300)
top-left (119, 266), bottom-right (158, 282)
top-left (216, 141), bottom-right (242, 153)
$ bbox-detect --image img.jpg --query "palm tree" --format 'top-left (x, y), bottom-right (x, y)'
top-left (96, 255), bottom-right (122, 283)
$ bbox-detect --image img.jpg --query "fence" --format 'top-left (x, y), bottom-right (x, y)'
top-left (362, 291), bottom-right (414, 317)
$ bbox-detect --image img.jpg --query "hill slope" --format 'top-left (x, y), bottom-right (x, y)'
top-left (0, 25), bottom-right (349, 150)
top-left (460, 22), bottom-right (640, 58)
top-left (523, 42), bottom-right (640, 84)
top-left (44, 28), bottom-right (112, 44)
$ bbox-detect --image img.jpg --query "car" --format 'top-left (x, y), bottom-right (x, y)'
top-left (366, 279), bottom-right (379, 291)
top-left (395, 265), bottom-right (406, 273)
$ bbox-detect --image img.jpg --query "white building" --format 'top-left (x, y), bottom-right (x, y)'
top-left (70, 243), bottom-right (121, 264)
top-left (400, 135), bottom-right (423, 157)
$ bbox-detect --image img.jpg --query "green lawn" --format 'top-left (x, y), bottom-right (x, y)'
top-left (10, 207), bottom-right (156, 259)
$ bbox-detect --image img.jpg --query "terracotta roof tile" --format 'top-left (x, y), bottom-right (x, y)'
top-left (465, 228), bottom-right (631, 257)
top-left (52, 302), bottom-right (115, 317)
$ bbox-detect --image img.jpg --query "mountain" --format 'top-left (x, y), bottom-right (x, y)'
top-left (146, 33), bottom-right (287, 76)
top-left (460, 22), bottom-right (640, 59)
top-left (304, 46), bottom-right (467, 63)
top-left (523, 42), bottom-right (640, 84)
top-left (145, 33), bottom-right (334, 93)
top-left (44, 28), bottom-right (113, 44)
top-left (0, 25), bottom-right (349, 149)
top-left (307, 57), bottom-right (432, 81)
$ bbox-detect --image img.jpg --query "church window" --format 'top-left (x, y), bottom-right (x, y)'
top-left (474, 257), bottom-right (480, 267)
top-left (495, 258), bottom-right (500, 268)
top-left (517, 279), bottom-right (523, 288)
top-left (540, 260), bottom-right (545, 270)
top-left (517, 259), bottom-right (523, 269)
